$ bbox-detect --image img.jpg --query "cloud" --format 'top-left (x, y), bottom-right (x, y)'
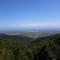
top-left (17, 22), bottom-right (60, 28)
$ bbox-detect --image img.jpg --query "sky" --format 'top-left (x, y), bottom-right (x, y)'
top-left (0, 0), bottom-right (60, 30)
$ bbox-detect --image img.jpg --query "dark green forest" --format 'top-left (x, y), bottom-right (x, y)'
top-left (0, 34), bottom-right (60, 60)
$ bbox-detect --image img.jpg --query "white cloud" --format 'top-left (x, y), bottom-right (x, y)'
top-left (17, 22), bottom-right (60, 27)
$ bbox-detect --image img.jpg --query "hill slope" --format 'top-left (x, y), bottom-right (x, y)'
top-left (0, 34), bottom-right (60, 60)
top-left (0, 34), bottom-right (33, 42)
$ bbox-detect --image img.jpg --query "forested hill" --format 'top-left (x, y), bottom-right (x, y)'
top-left (0, 34), bottom-right (33, 42)
top-left (0, 34), bottom-right (60, 60)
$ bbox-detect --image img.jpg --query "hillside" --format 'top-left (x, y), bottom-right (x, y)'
top-left (0, 34), bottom-right (33, 42)
top-left (0, 34), bottom-right (60, 60)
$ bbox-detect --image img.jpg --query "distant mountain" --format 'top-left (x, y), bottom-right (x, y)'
top-left (5, 30), bottom-right (60, 38)
top-left (0, 34), bottom-right (33, 42)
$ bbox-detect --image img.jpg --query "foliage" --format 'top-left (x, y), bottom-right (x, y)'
top-left (0, 34), bottom-right (60, 60)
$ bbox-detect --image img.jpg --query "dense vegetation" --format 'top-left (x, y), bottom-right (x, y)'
top-left (0, 34), bottom-right (60, 60)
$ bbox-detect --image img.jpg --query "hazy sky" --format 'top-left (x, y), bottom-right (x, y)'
top-left (0, 0), bottom-right (60, 30)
